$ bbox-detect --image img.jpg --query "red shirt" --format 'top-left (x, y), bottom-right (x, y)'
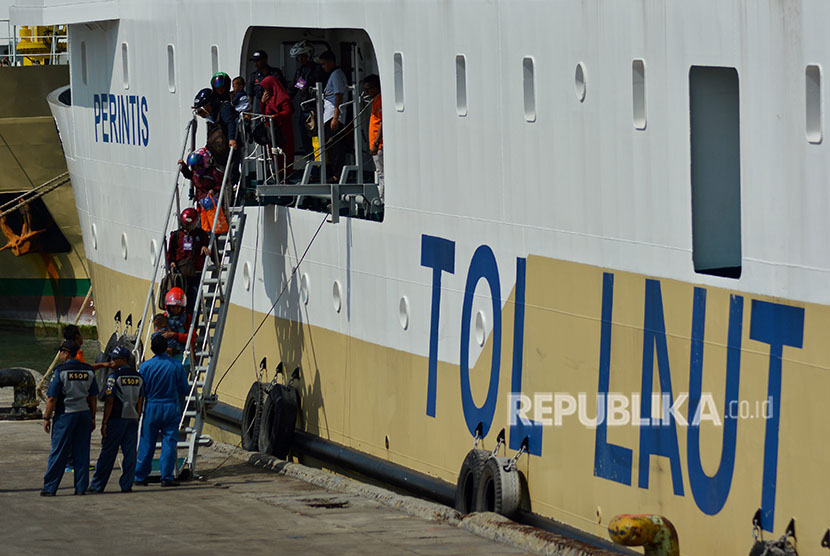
top-left (166, 228), bottom-right (209, 270)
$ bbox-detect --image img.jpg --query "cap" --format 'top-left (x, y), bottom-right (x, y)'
top-left (249, 50), bottom-right (267, 61)
top-left (58, 340), bottom-right (79, 356)
top-left (108, 346), bottom-right (131, 360)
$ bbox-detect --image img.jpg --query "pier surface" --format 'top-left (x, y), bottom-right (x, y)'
top-left (0, 416), bottom-right (527, 555)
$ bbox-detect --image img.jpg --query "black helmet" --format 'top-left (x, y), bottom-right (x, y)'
top-left (192, 88), bottom-right (212, 109)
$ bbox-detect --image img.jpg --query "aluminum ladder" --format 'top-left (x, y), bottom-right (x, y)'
top-left (173, 146), bottom-right (247, 479)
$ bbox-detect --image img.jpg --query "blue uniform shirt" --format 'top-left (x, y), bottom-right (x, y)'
top-left (47, 359), bottom-right (99, 415)
top-left (105, 365), bottom-right (145, 419)
top-left (138, 353), bottom-right (188, 403)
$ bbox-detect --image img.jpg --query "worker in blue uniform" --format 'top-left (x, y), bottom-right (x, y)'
top-left (41, 340), bottom-right (99, 496)
top-left (135, 334), bottom-right (189, 487)
top-left (88, 346), bottom-right (144, 493)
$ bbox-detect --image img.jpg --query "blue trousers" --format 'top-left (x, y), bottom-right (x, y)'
top-left (43, 411), bottom-right (92, 495)
top-left (90, 418), bottom-right (138, 492)
top-left (135, 401), bottom-right (180, 482)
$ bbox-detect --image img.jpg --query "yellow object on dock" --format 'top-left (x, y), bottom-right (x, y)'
top-left (607, 514), bottom-right (679, 556)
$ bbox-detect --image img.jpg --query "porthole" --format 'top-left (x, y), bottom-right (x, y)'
top-left (632, 59), bottom-right (647, 130)
top-left (121, 42), bottom-right (129, 90)
top-left (393, 52), bottom-right (405, 112)
top-left (575, 62), bottom-right (587, 102)
top-left (399, 296), bottom-right (410, 330)
top-left (475, 310), bottom-right (487, 347)
top-left (149, 239), bottom-right (158, 266)
top-left (243, 261), bottom-right (251, 291)
top-left (300, 273), bottom-right (310, 305)
top-left (120, 232), bottom-right (128, 260)
top-left (80, 41), bottom-right (88, 85)
top-left (522, 56), bottom-right (536, 122)
top-left (91, 223), bottom-right (97, 250)
top-left (167, 44), bottom-right (176, 93)
top-left (806, 64), bottom-right (823, 144)
top-left (456, 55), bottom-right (468, 117)
top-left (332, 280), bottom-right (342, 313)
top-left (210, 45), bottom-right (219, 74)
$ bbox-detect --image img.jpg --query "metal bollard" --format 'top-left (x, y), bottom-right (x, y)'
top-left (0, 367), bottom-right (43, 420)
top-left (608, 513), bottom-right (679, 556)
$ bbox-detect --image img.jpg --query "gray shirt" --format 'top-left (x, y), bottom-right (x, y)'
top-left (47, 360), bottom-right (99, 415)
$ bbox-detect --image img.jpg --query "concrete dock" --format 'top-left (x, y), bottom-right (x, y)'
top-left (0, 418), bottom-right (529, 555)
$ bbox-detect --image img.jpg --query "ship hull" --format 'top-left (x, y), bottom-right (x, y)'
top-left (30, 1), bottom-right (830, 553)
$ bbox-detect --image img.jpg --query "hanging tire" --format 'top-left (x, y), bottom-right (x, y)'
top-left (257, 384), bottom-right (298, 459)
top-left (476, 456), bottom-right (521, 518)
top-left (454, 449), bottom-right (491, 514)
top-left (241, 382), bottom-right (266, 451)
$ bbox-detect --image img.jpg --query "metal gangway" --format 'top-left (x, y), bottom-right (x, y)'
top-left (132, 118), bottom-right (246, 479)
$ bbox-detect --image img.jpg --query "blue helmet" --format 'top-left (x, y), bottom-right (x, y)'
top-left (192, 88), bottom-right (212, 109)
top-left (187, 151), bottom-right (203, 167)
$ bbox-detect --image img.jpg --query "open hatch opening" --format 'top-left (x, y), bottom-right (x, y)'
top-left (239, 26), bottom-right (383, 222)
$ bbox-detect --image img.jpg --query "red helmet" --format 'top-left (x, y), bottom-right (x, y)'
top-left (165, 287), bottom-right (186, 307)
top-left (180, 208), bottom-right (199, 226)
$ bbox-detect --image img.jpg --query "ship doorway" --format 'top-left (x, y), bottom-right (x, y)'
top-left (240, 26), bottom-right (383, 221)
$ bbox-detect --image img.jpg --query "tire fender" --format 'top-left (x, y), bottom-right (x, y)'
top-left (257, 383), bottom-right (298, 458)
top-left (454, 449), bottom-right (491, 514)
top-left (476, 456), bottom-right (521, 518)
top-left (241, 382), bottom-right (266, 451)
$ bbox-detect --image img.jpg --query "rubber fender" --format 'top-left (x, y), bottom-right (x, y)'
top-left (454, 449), bottom-right (491, 514)
top-left (241, 382), bottom-right (266, 451)
top-left (476, 456), bottom-right (521, 518)
top-left (257, 383), bottom-right (298, 459)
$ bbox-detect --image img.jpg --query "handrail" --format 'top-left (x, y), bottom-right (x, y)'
top-left (132, 118), bottom-right (196, 365)
top-left (178, 136), bottom-right (244, 431)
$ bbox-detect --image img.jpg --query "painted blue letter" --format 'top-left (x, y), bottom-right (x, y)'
top-left (421, 235), bottom-right (455, 417)
top-left (594, 273), bottom-right (633, 485)
top-left (687, 290), bottom-right (742, 515)
top-left (749, 300), bottom-right (804, 531)
top-left (93, 94), bottom-right (101, 142)
top-left (460, 245), bottom-right (501, 437)
top-left (508, 257), bottom-right (543, 455)
top-left (638, 280), bottom-right (684, 496)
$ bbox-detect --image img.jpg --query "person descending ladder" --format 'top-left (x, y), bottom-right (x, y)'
top-left (132, 116), bottom-right (247, 480)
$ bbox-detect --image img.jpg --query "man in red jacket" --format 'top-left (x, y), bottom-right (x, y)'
top-left (166, 208), bottom-right (210, 315)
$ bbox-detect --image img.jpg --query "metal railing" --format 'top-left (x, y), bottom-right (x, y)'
top-left (0, 22), bottom-right (68, 66)
top-left (132, 118), bottom-right (197, 364)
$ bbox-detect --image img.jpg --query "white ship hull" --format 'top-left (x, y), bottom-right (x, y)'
top-left (13, 0), bottom-right (830, 553)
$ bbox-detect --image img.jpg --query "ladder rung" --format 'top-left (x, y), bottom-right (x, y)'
top-left (188, 381), bottom-right (205, 388)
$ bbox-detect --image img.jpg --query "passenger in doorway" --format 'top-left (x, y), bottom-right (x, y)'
top-left (193, 88), bottom-right (238, 169)
top-left (363, 74), bottom-right (384, 202)
top-left (134, 334), bottom-right (189, 488)
top-left (318, 50), bottom-right (348, 182)
top-left (166, 208), bottom-right (210, 316)
top-left (178, 148), bottom-right (223, 204)
top-left (88, 346), bottom-right (143, 493)
top-left (231, 76), bottom-right (252, 114)
top-left (41, 340), bottom-right (98, 496)
top-left (162, 288), bottom-right (192, 362)
top-left (289, 40), bottom-right (325, 154)
top-left (248, 50), bottom-right (287, 113)
top-left (260, 75), bottom-right (295, 177)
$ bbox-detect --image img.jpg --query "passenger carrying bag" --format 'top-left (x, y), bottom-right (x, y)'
top-left (158, 268), bottom-right (186, 310)
top-left (200, 195), bottom-right (229, 235)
